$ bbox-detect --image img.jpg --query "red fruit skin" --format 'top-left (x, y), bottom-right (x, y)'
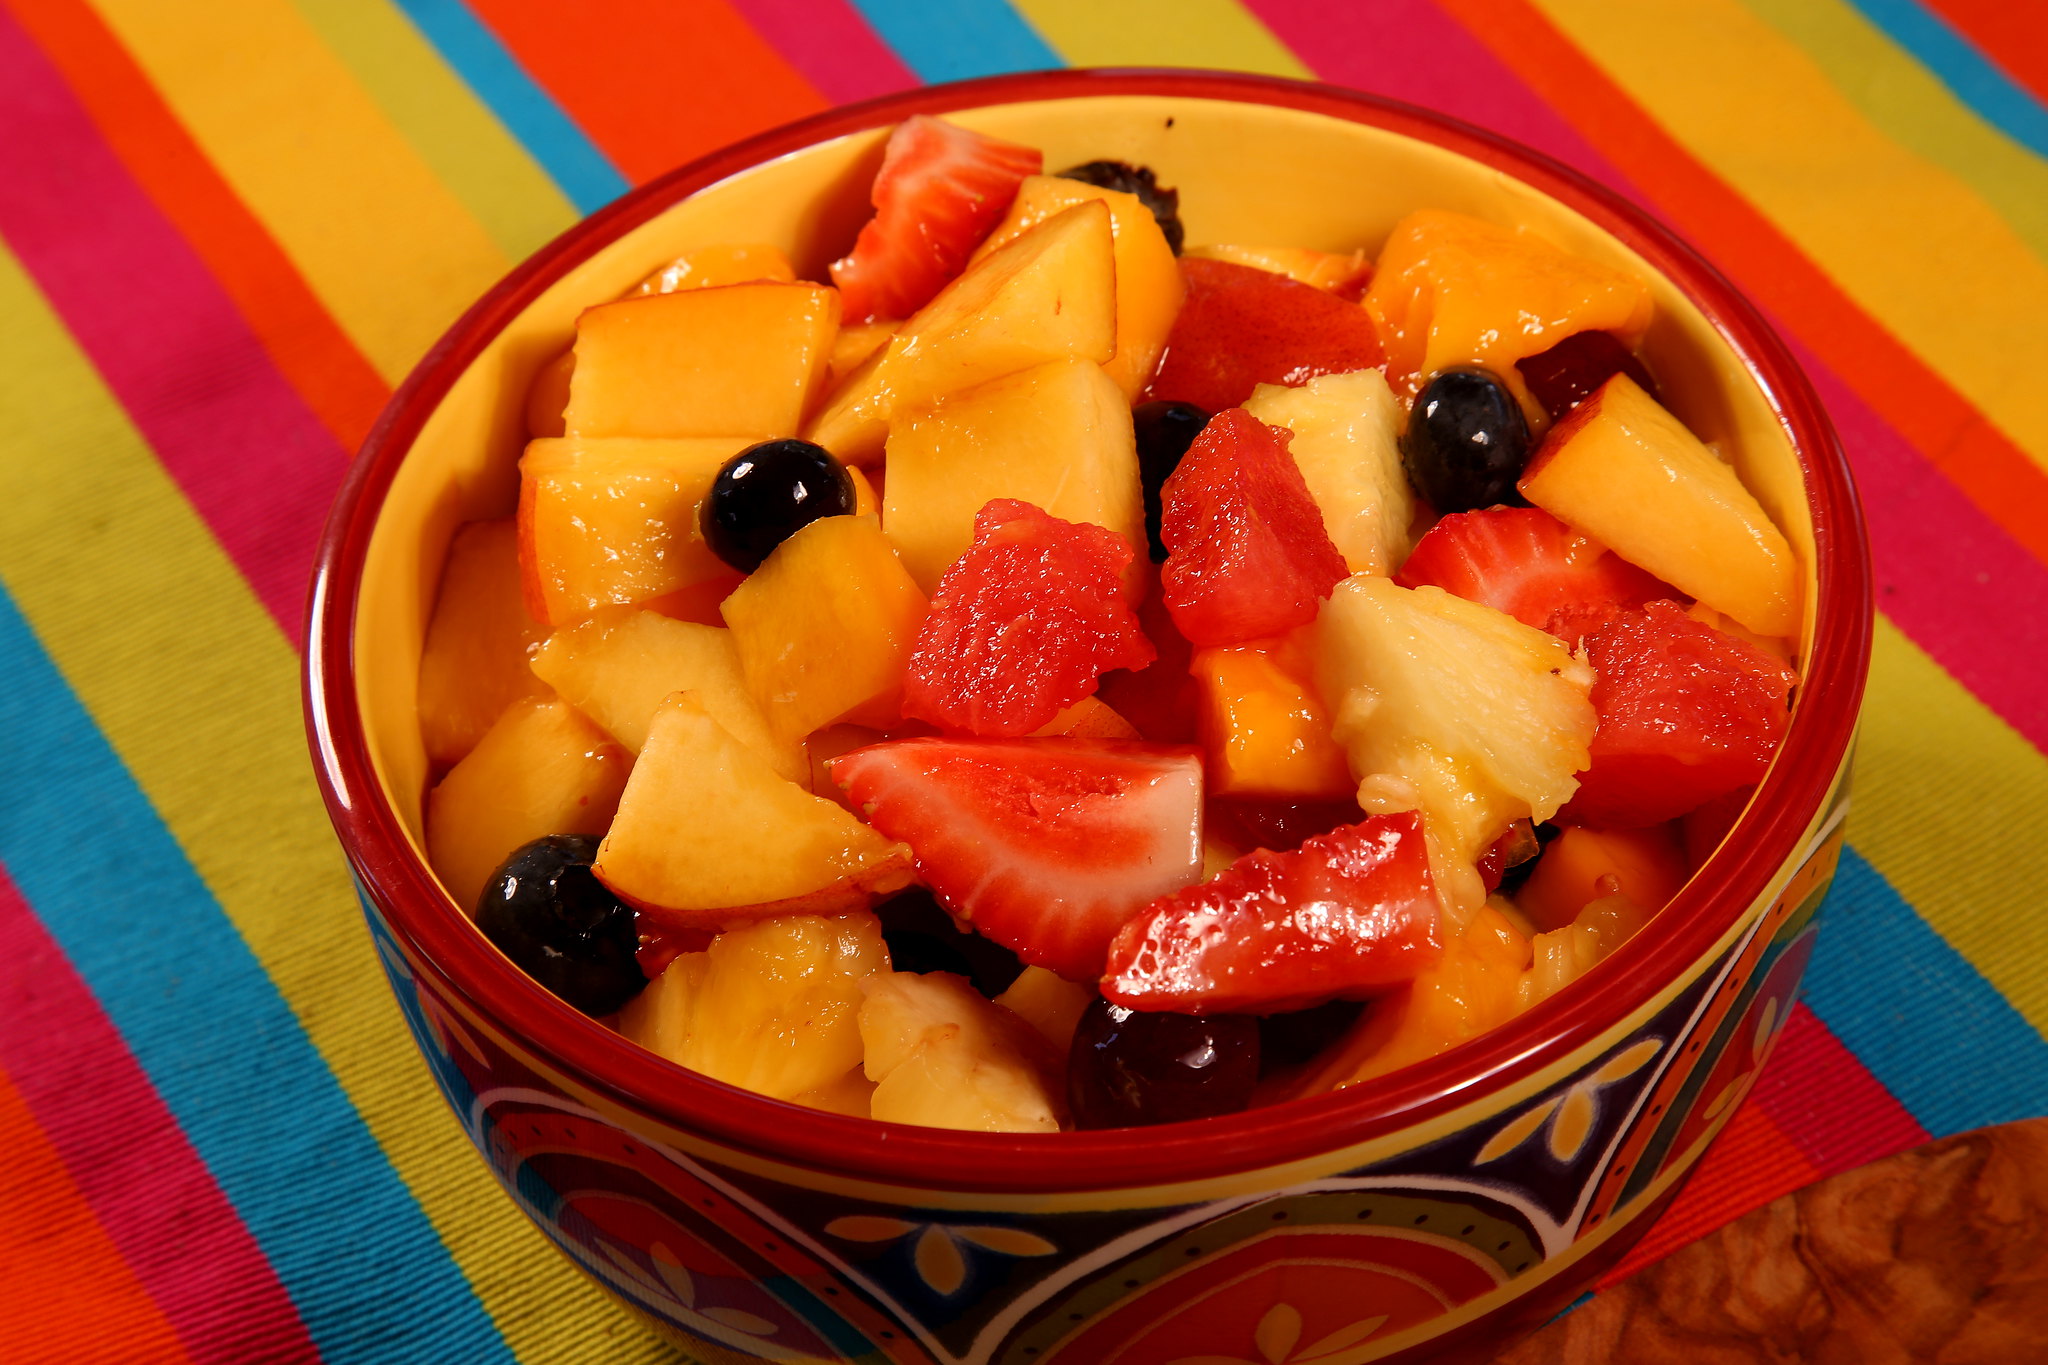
top-left (1554, 601), bottom-right (1798, 828)
top-left (1096, 564), bottom-right (1201, 743)
top-left (829, 116), bottom-right (1042, 323)
top-left (903, 500), bottom-right (1155, 737)
top-left (830, 738), bottom-right (1203, 981)
top-left (1395, 506), bottom-right (1675, 633)
top-left (1159, 408), bottom-right (1350, 646)
top-left (1102, 811), bottom-right (1442, 1015)
top-left (1514, 330), bottom-right (1659, 419)
top-left (1146, 257), bottom-right (1386, 412)
top-left (635, 925), bottom-right (714, 982)
top-left (1206, 797), bottom-right (1366, 856)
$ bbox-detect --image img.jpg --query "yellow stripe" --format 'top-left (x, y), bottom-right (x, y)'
top-left (1009, 0), bottom-right (1312, 77)
top-left (292, 0), bottom-right (579, 261)
top-left (0, 253), bottom-right (670, 1363)
top-left (1848, 616), bottom-right (2048, 1039)
top-left (1531, 0), bottom-right (2048, 474)
top-left (88, 0), bottom-right (511, 383)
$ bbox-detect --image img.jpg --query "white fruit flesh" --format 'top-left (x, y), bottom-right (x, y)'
top-left (1519, 895), bottom-right (1649, 1009)
top-left (858, 971), bottom-right (1063, 1133)
top-left (617, 913), bottom-right (887, 1100)
top-left (1519, 374), bottom-right (1800, 638)
top-left (1244, 370), bottom-right (1414, 576)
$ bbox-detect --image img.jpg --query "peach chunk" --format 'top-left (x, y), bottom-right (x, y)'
top-left (1192, 633), bottom-right (1354, 800)
top-left (629, 242), bottom-right (796, 296)
top-left (975, 175), bottom-right (1185, 398)
top-left (417, 518), bottom-right (548, 767)
top-left (518, 435), bottom-right (758, 627)
top-left (565, 281), bottom-right (839, 440)
top-left (1364, 209), bottom-right (1651, 421)
top-left (425, 696), bottom-right (631, 914)
top-left (594, 692), bottom-right (912, 929)
top-left (720, 515), bottom-right (929, 747)
top-left (1518, 373), bottom-right (1800, 638)
top-left (1186, 243), bottom-right (1372, 299)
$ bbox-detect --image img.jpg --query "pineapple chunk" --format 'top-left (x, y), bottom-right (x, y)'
top-left (617, 913), bottom-right (887, 1100)
top-left (803, 200), bottom-right (1117, 464)
top-left (1243, 371), bottom-right (1414, 576)
top-left (1520, 374), bottom-right (1800, 638)
top-left (426, 697), bottom-right (631, 913)
top-left (859, 971), bottom-right (1064, 1133)
top-left (530, 609), bottom-right (800, 781)
top-left (994, 966), bottom-right (1095, 1056)
top-left (594, 692), bottom-right (912, 929)
top-left (1315, 576), bottom-right (1595, 916)
top-left (882, 359), bottom-right (1143, 593)
top-left (418, 518), bottom-right (549, 767)
top-left (1520, 895), bottom-right (1650, 1009)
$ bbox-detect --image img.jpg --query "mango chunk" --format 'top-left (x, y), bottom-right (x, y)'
top-left (720, 515), bottom-right (929, 746)
top-left (1515, 823), bottom-right (1685, 932)
top-left (565, 281), bottom-right (839, 439)
top-left (1193, 634), bottom-right (1354, 799)
top-left (417, 518), bottom-right (549, 767)
top-left (629, 242), bottom-right (796, 296)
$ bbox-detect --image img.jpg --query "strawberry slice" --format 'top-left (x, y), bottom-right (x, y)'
top-left (1095, 562), bottom-right (1202, 743)
top-left (829, 116), bottom-right (1042, 323)
top-left (1145, 256), bottom-right (1386, 413)
top-left (1551, 601), bottom-right (1797, 827)
top-left (830, 738), bottom-right (1203, 981)
top-left (1160, 408), bottom-right (1350, 646)
top-left (1395, 506), bottom-right (1675, 633)
top-left (1102, 811), bottom-right (1441, 1015)
top-left (903, 500), bottom-right (1155, 737)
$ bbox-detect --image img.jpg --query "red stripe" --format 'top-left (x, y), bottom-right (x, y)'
top-left (728, 0), bottom-right (920, 104)
top-left (0, 6), bottom-right (349, 642)
top-left (1921, 0), bottom-right (2048, 107)
top-left (1748, 1002), bottom-right (1927, 1175)
top-left (4, 0), bottom-right (389, 452)
top-left (465, 0), bottom-right (829, 185)
top-left (0, 869), bottom-right (319, 1364)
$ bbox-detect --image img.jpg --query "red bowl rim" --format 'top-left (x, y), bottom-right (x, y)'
top-left (304, 68), bottom-right (1872, 1196)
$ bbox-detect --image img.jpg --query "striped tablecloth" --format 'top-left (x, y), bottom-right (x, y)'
top-left (2, 2), bottom-right (2043, 1361)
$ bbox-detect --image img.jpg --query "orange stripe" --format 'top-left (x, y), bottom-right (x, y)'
top-left (1437, 0), bottom-right (2048, 571)
top-left (8, 0), bottom-right (389, 449)
top-left (0, 1063), bottom-right (196, 1364)
top-left (464, 0), bottom-right (828, 185)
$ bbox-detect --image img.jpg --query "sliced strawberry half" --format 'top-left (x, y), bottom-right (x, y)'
top-left (1160, 407), bottom-right (1350, 646)
top-left (1551, 600), bottom-right (1797, 827)
top-left (1146, 257), bottom-right (1386, 413)
top-left (1395, 506), bottom-right (1675, 633)
top-left (1102, 811), bottom-right (1441, 1015)
top-left (830, 738), bottom-right (1203, 981)
top-left (903, 500), bottom-right (1154, 737)
top-left (829, 116), bottom-right (1042, 323)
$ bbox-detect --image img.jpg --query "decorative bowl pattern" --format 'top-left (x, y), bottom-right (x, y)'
top-left (307, 70), bottom-right (1871, 1365)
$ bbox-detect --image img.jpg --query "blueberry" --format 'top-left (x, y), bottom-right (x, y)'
top-left (1068, 999), bottom-right (1260, 1128)
top-left (875, 888), bottom-right (1023, 997)
top-left (475, 834), bottom-right (646, 1015)
top-left (1132, 400), bottom-right (1210, 562)
top-left (1256, 999), bottom-right (1366, 1075)
top-left (1400, 368), bottom-right (1533, 513)
top-left (1054, 160), bottom-right (1184, 254)
top-left (702, 438), bottom-right (856, 573)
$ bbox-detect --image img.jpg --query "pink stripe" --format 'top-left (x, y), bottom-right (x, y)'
top-left (727, 0), bottom-right (920, 104)
top-left (0, 8), bottom-right (346, 644)
top-left (0, 869), bottom-right (320, 1364)
top-left (1750, 1001), bottom-right (1929, 1175)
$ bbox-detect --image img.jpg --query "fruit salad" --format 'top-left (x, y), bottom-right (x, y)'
top-left (420, 115), bottom-right (1802, 1132)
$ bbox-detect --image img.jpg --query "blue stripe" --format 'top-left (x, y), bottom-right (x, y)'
top-left (843, 0), bottom-right (1061, 83)
top-left (0, 587), bottom-right (515, 1365)
top-left (390, 0), bottom-right (630, 213)
top-left (1842, 0), bottom-right (2048, 162)
top-left (1802, 846), bottom-right (2048, 1137)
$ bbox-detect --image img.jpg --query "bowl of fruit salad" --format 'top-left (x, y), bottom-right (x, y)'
top-left (306, 69), bottom-right (1868, 1365)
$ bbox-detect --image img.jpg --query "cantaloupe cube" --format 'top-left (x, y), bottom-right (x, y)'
top-left (595, 692), bottom-right (912, 928)
top-left (529, 609), bottom-right (800, 781)
top-left (1244, 370), bottom-right (1414, 576)
top-left (525, 349), bottom-right (575, 440)
top-left (418, 518), bottom-right (549, 767)
top-left (629, 242), bottom-right (795, 296)
top-left (881, 359), bottom-right (1143, 592)
top-left (518, 435), bottom-right (757, 627)
top-left (1186, 243), bottom-right (1372, 298)
top-left (1514, 823), bottom-right (1686, 932)
top-left (565, 281), bottom-right (839, 439)
top-left (425, 696), bottom-right (631, 913)
top-left (803, 200), bottom-right (1117, 465)
top-left (1192, 636), bottom-right (1354, 799)
top-left (975, 175), bottom-right (1184, 398)
top-left (1519, 374), bottom-right (1800, 638)
top-left (828, 320), bottom-right (899, 388)
top-left (720, 515), bottom-right (929, 746)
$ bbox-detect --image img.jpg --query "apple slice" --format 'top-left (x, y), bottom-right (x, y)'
top-left (594, 692), bottom-right (912, 929)
top-left (417, 518), bottom-right (549, 767)
top-left (802, 199), bottom-right (1117, 465)
top-left (1243, 369), bottom-right (1414, 576)
top-left (1518, 373), bottom-right (1799, 638)
top-left (529, 609), bottom-right (800, 781)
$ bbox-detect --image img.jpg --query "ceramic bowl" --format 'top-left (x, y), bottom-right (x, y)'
top-left (305, 69), bottom-right (1871, 1365)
